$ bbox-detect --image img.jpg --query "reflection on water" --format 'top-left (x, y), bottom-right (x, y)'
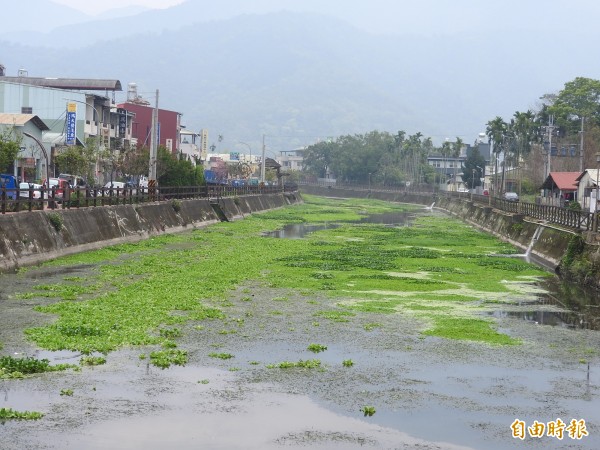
top-left (264, 223), bottom-right (340, 239)
top-left (491, 277), bottom-right (600, 330)
top-left (263, 212), bottom-right (415, 239)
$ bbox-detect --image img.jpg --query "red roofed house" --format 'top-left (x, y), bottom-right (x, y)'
top-left (540, 172), bottom-right (581, 207)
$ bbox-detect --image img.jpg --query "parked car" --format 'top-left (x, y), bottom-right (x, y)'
top-left (503, 192), bottom-right (519, 202)
top-left (1, 173), bottom-right (18, 200)
top-left (284, 181), bottom-right (299, 192)
top-left (19, 182), bottom-right (42, 199)
top-left (102, 181), bottom-right (128, 196)
top-left (43, 177), bottom-right (69, 200)
top-left (59, 173), bottom-right (86, 188)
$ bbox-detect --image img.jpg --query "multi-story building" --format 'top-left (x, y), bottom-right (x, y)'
top-left (117, 83), bottom-right (181, 155)
top-left (0, 70), bottom-right (134, 183)
top-left (278, 147), bottom-right (305, 172)
top-left (179, 128), bottom-right (202, 163)
top-left (0, 113), bottom-right (49, 182)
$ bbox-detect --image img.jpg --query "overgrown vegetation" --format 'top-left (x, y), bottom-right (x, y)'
top-left (307, 344), bottom-right (327, 353)
top-left (0, 355), bottom-right (76, 379)
top-left (18, 195), bottom-right (548, 363)
top-left (266, 359), bottom-right (322, 369)
top-left (149, 349), bottom-right (188, 369)
top-left (47, 212), bottom-right (63, 232)
top-left (0, 407), bottom-right (44, 421)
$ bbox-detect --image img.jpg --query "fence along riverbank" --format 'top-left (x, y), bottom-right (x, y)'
top-left (0, 191), bottom-right (302, 273)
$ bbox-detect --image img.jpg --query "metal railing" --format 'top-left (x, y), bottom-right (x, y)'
top-left (459, 192), bottom-right (595, 232)
top-left (299, 181), bottom-right (598, 233)
top-left (1, 183), bottom-right (292, 214)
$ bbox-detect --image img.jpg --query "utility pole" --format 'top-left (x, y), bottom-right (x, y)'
top-left (261, 134), bottom-right (266, 182)
top-left (545, 115), bottom-right (555, 179)
top-left (149, 89), bottom-right (159, 187)
top-left (579, 116), bottom-right (585, 172)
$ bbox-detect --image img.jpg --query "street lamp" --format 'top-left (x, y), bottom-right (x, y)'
top-left (261, 135), bottom-right (266, 183)
top-left (22, 132), bottom-right (49, 189)
top-left (595, 152), bottom-right (600, 232)
top-left (237, 141), bottom-right (252, 163)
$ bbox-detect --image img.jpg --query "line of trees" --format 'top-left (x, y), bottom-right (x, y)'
top-left (485, 77), bottom-right (600, 195)
top-left (302, 130), bottom-right (438, 187)
top-left (301, 76), bottom-right (600, 195)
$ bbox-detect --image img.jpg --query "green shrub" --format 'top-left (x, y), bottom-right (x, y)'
top-left (47, 212), bottom-right (63, 232)
top-left (171, 199), bottom-right (182, 213)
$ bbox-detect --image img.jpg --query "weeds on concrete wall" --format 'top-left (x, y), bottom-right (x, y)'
top-left (47, 213), bottom-right (63, 232)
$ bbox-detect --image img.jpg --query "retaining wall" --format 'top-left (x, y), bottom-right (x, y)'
top-left (0, 192), bottom-right (302, 272)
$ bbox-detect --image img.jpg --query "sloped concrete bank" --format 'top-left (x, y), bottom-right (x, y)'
top-left (434, 196), bottom-right (575, 271)
top-left (0, 192), bottom-right (302, 272)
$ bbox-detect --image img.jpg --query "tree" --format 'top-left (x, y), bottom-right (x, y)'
top-left (486, 117), bottom-right (508, 194)
top-left (452, 137), bottom-right (463, 188)
top-left (156, 146), bottom-right (202, 186)
top-left (55, 146), bottom-right (88, 177)
top-left (122, 146), bottom-right (149, 179)
top-left (548, 77), bottom-right (600, 132)
top-left (461, 147), bottom-right (486, 190)
top-left (302, 140), bottom-right (336, 179)
top-left (0, 126), bottom-right (22, 173)
top-left (510, 110), bottom-right (539, 195)
top-left (439, 140), bottom-right (453, 188)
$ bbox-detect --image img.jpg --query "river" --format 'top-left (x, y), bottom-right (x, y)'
top-left (0, 200), bottom-right (598, 449)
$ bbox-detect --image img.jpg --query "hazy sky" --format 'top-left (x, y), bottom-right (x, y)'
top-left (53, 0), bottom-right (184, 15)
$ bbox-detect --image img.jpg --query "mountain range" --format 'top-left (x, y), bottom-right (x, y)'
top-left (2, 0), bottom-right (600, 152)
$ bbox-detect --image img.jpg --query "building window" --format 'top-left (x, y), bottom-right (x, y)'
top-left (21, 106), bottom-right (33, 114)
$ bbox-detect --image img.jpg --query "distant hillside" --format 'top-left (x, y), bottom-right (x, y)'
top-left (2, 10), bottom-right (600, 151)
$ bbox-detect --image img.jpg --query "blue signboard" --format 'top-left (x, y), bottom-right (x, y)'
top-left (66, 102), bottom-right (77, 145)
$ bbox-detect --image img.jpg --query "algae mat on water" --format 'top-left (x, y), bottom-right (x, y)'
top-left (18, 194), bottom-right (549, 356)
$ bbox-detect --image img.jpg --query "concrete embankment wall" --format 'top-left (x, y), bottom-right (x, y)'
top-left (0, 192), bottom-right (302, 272)
top-left (300, 185), bottom-right (576, 271)
top-left (433, 196), bottom-right (576, 271)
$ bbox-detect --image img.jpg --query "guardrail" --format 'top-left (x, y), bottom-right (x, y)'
top-left (448, 191), bottom-right (596, 232)
top-left (298, 181), bottom-right (597, 233)
top-left (0, 183), bottom-right (290, 214)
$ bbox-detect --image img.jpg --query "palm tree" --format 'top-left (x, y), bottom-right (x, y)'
top-left (452, 137), bottom-right (464, 190)
top-left (512, 110), bottom-right (539, 196)
top-left (440, 140), bottom-right (452, 190)
top-left (486, 117), bottom-right (508, 195)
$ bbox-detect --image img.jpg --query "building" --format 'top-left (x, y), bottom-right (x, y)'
top-left (0, 113), bottom-right (49, 182)
top-left (575, 169), bottom-right (600, 212)
top-left (179, 128), bottom-right (202, 163)
top-left (427, 153), bottom-right (466, 191)
top-left (540, 172), bottom-right (580, 207)
top-left (0, 71), bottom-right (134, 183)
top-left (278, 147), bottom-right (305, 172)
top-left (117, 84), bottom-right (181, 155)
